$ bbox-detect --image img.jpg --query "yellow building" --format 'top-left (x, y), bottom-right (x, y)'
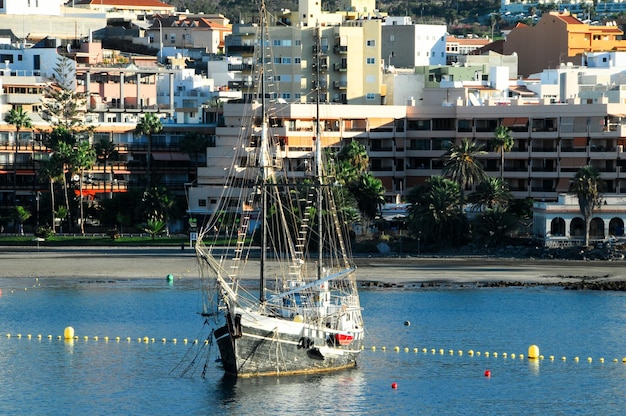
top-left (504, 11), bottom-right (626, 77)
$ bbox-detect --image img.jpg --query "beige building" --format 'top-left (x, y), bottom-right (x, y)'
top-left (226, 0), bottom-right (384, 105)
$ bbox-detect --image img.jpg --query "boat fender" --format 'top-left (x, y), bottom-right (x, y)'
top-left (306, 348), bottom-right (325, 361)
top-left (234, 314), bottom-right (243, 338)
top-left (298, 337), bottom-right (314, 349)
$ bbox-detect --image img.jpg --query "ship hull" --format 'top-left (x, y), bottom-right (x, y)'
top-left (214, 318), bottom-right (363, 377)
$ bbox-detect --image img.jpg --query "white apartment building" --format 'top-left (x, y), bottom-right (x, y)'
top-left (381, 18), bottom-right (447, 68)
top-left (0, 0), bottom-right (64, 16)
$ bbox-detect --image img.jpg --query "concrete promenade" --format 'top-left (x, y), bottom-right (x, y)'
top-left (1, 246), bottom-right (625, 285)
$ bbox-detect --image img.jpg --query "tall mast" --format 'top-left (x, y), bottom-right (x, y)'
top-left (259, 0), bottom-right (268, 303)
top-left (315, 23), bottom-right (323, 280)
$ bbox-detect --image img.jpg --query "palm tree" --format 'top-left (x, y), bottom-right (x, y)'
top-left (4, 107), bottom-right (33, 215)
top-left (135, 113), bottom-right (163, 187)
top-left (348, 173), bottom-right (386, 228)
top-left (39, 158), bottom-right (64, 231)
top-left (570, 166), bottom-right (605, 246)
top-left (491, 126), bottom-right (514, 181)
top-left (468, 177), bottom-right (513, 211)
top-left (441, 138), bottom-right (487, 207)
top-left (71, 140), bottom-right (97, 235)
top-left (94, 137), bottom-right (118, 199)
top-left (407, 176), bottom-right (467, 247)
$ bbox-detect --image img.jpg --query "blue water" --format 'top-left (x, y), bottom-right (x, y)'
top-left (1, 277), bottom-right (625, 415)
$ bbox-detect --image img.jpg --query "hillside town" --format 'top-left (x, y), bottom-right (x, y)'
top-left (3, 0), bottom-right (626, 251)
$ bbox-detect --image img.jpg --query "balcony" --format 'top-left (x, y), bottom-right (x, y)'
top-left (333, 80), bottom-right (347, 90)
top-left (312, 81), bottom-right (328, 90)
top-left (227, 44), bottom-right (255, 55)
top-left (311, 60), bottom-right (329, 72)
top-left (333, 45), bottom-right (348, 54)
top-left (334, 62), bottom-right (347, 71)
top-left (228, 63), bottom-right (253, 71)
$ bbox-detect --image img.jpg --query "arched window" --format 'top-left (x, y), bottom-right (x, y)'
top-left (570, 218), bottom-right (585, 237)
top-left (590, 217), bottom-right (605, 239)
top-left (550, 217), bottom-right (565, 236)
top-left (609, 218), bottom-right (624, 237)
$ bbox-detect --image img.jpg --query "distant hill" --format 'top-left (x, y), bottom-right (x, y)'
top-left (164, 0), bottom-right (500, 24)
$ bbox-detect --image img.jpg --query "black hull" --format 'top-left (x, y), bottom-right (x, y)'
top-left (214, 323), bottom-right (362, 377)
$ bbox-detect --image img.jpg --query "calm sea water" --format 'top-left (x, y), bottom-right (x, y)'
top-left (0, 276), bottom-right (625, 415)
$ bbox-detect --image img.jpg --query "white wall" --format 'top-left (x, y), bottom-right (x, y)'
top-left (2, 0), bottom-right (63, 16)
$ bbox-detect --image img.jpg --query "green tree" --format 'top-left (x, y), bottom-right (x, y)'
top-left (491, 126), bottom-right (514, 180)
top-left (39, 157), bottom-right (64, 231)
top-left (14, 205), bottom-right (31, 235)
top-left (4, 107), bottom-right (33, 216)
top-left (141, 186), bottom-right (175, 235)
top-left (41, 57), bottom-right (86, 129)
top-left (71, 140), bottom-right (97, 235)
top-left (441, 138), bottom-right (487, 208)
top-left (570, 166), bottom-right (605, 246)
top-left (407, 176), bottom-right (468, 247)
top-left (347, 173), bottom-right (386, 233)
top-left (94, 137), bottom-right (118, 199)
top-left (471, 207), bottom-right (518, 247)
top-left (143, 219), bottom-right (166, 239)
top-left (135, 113), bottom-right (163, 186)
top-left (467, 176), bottom-right (513, 211)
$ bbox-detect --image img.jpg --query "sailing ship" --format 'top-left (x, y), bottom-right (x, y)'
top-left (194, 2), bottom-right (364, 377)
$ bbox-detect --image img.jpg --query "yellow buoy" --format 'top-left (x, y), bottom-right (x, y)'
top-left (394, 346), bottom-right (399, 352)
top-left (93, 336), bottom-right (98, 341)
top-left (528, 344), bottom-right (540, 359)
top-left (142, 337), bottom-right (149, 343)
top-left (404, 347), bottom-right (409, 353)
top-left (371, 346), bottom-right (376, 351)
top-left (485, 352), bottom-right (490, 357)
top-left (64, 327), bottom-right (74, 340)
top-left (413, 348), bottom-right (418, 353)
top-left (458, 350), bottom-right (463, 356)
top-left (574, 356), bottom-right (579, 362)
top-left (381, 346), bottom-right (386, 351)
top-left (27, 334), bottom-right (32, 340)
top-left (587, 357), bottom-right (592, 362)
top-left (599, 358), bottom-right (604, 363)
top-left (502, 352), bottom-right (507, 358)
top-left (293, 315), bottom-right (304, 323)
top-left (422, 348), bottom-right (427, 353)
top-left (84, 336), bottom-right (88, 341)
top-left (37, 334), bottom-right (42, 340)
top-left (493, 352), bottom-right (498, 358)
top-left (162, 338), bottom-right (167, 343)
top-left (511, 353), bottom-right (516, 359)
top-left (173, 338), bottom-right (177, 344)
top-left (184, 339), bottom-right (188, 344)
top-left (468, 350), bottom-right (474, 356)
top-left (115, 337), bottom-right (120, 342)
top-left (431, 348), bottom-right (436, 354)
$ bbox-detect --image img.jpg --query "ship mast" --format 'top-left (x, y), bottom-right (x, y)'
top-left (259, 0), bottom-right (268, 303)
top-left (314, 23), bottom-right (323, 280)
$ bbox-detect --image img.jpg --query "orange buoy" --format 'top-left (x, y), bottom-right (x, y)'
top-left (484, 370), bottom-right (491, 377)
top-left (391, 382), bottom-right (398, 389)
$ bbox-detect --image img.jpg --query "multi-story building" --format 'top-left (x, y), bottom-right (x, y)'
top-left (381, 18), bottom-right (447, 68)
top-left (504, 11), bottom-right (626, 77)
top-left (225, 0), bottom-right (384, 105)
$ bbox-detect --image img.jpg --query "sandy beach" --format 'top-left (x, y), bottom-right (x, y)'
top-left (1, 246), bottom-right (625, 286)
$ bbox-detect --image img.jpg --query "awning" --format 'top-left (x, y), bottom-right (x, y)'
top-left (502, 117), bottom-right (528, 127)
top-left (152, 153), bottom-right (190, 161)
top-left (560, 157), bottom-right (586, 167)
top-left (556, 177), bottom-right (571, 192)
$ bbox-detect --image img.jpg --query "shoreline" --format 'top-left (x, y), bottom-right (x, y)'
top-left (1, 246), bottom-right (625, 289)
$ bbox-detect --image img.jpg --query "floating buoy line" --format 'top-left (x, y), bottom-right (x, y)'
top-left (2, 331), bottom-right (625, 366)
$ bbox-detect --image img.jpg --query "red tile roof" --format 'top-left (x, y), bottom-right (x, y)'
top-left (76, 0), bottom-right (174, 7)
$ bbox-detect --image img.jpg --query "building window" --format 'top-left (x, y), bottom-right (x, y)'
top-left (366, 57), bottom-right (375, 65)
top-left (295, 40), bottom-right (301, 46)
top-left (273, 40), bottom-right (281, 46)
top-left (198, 199), bottom-right (207, 207)
top-left (295, 93), bottom-right (301, 99)
top-left (366, 93), bottom-right (376, 100)
top-left (282, 57), bottom-right (291, 64)
top-left (281, 93), bottom-right (291, 99)
top-left (294, 57), bottom-right (301, 64)
top-left (389, 35), bottom-right (395, 42)
top-left (366, 39), bottom-right (375, 46)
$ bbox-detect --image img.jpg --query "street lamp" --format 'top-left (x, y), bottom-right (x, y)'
top-left (156, 19), bottom-right (163, 64)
